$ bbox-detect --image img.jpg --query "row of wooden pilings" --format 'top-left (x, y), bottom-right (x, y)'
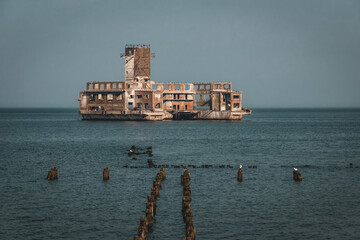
top-left (134, 168), bottom-right (166, 240)
top-left (181, 168), bottom-right (196, 240)
top-left (47, 165), bottom-right (302, 182)
top-left (237, 165), bottom-right (303, 182)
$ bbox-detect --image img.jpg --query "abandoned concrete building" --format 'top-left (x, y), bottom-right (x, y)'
top-left (79, 44), bottom-right (251, 120)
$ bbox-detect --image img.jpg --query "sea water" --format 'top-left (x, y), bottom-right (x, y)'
top-left (0, 108), bottom-right (359, 239)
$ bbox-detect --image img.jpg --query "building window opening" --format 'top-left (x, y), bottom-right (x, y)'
top-left (155, 103), bottom-right (161, 109)
top-left (164, 85), bottom-right (169, 90)
top-left (112, 83), bottom-right (117, 89)
top-left (225, 84), bottom-right (230, 90)
top-left (175, 85), bottom-right (180, 90)
top-left (115, 94), bottom-right (123, 100)
top-left (233, 103), bottom-right (240, 108)
top-left (98, 94), bottom-right (104, 100)
top-left (89, 84), bottom-right (93, 89)
top-left (233, 95), bottom-right (240, 99)
top-left (130, 95), bottom-right (134, 99)
top-left (107, 94), bottom-right (113, 101)
top-left (128, 102), bottom-right (133, 108)
top-left (204, 94), bottom-right (210, 101)
top-left (137, 95), bottom-right (142, 99)
top-left (195, 94), bottom-right (201, 101)
top-left (90, 94), bottom-right (95, 101)
top-left (100, 84), bottom-right (105, 89)
top-left (195, 106), bottom-right (210, 110)
top-left (185, 85), bottom-right (190, 90)
top-left (137, 103), bottom-right (143, 108)
top-left (185, 105), bottom-right (188, 110)
top-left (145, 103), bottom-right (149, 109)
top-left (152, 84), bottom-right (158, 90)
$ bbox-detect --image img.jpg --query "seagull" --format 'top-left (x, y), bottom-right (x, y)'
top-left (294, 168), bottom-right (298, 171)
top-left (240, 165), bottom-right (242, 169)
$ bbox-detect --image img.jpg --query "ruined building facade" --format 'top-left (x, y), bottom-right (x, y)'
top-left (79, 44), bottom-right (251, 120)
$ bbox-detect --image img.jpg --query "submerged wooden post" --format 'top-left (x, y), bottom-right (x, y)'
top-left (103, 167), bottom-right (109, 180)
top-left (237, 165), bottom-right (243, 181)
top-left (47, 167), bottom-right (58, 180)
top-left (293, 168), bottom-right (302, 181)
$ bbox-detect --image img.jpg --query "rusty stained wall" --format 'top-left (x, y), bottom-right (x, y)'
top-left (151, 83), bottom-right (194, 92)
top-left (81, 80), bottom-right (241, 113)
top-left (231, 92), bottom-right (242, 111)
top-left (193, 82), bottom-right (232, 110)
top-left (125, 80), bottom-right (153, 90)
top-left (193, 82), bottom-right (232, 92)
top-left (85, 92), bottom-right (126, 111)
top-left (124, 47), bottom-right (151, 82)
top-left (134, 48), bottom-right (151, 79)
top-left (152, 91), bottom-right (163, 111)
top-left (86, 82), bottom-right (125, 91)
top-left (153, 83), bottom-right (194, 111)
top-left (134, 91), bottom-right (153, 110)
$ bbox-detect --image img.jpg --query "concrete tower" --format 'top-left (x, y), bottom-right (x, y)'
top-left (121, 44), bottom-right (154, 90)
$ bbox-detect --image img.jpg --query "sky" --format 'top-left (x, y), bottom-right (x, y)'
top-left (0, 0), bottom-right (359, 108)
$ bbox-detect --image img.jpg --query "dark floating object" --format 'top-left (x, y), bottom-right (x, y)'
top-left (128, 145), bottom-right (153, 157)
top-left (47, 167), bottom-right (58, 180)
top-left (133, 157), bottom-right (137, 160)
top-left (219, 165), bottom-right (225, 168)
top-left (248, 166), bottom-right (252, 168)
top-left (293, 168), bottom-right (302, 181)
top-left (237, 165), bottom-right (243, 182)
top-left (349, 163), bottom-right (353, 168)
top-left (253, 165), bottom-right (257, 168)
top-left (103, 167), bottom-right (109, 181)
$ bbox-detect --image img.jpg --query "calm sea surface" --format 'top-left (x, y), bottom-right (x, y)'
top-left (0, 108), bottom-right (359, 240)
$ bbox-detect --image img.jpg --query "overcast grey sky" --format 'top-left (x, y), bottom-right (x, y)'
top-left (0, 0), bottom-right (359, 108)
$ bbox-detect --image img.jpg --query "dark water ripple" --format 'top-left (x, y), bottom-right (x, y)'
top-left (0, 108), bottom-right (360, 239)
